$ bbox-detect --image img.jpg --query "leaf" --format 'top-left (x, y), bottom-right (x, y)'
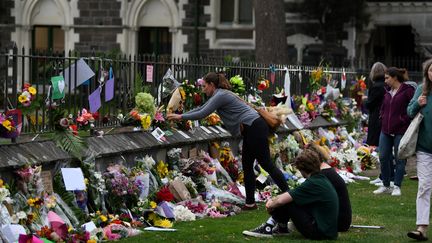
top-left (53, 130), bottom-right (87, 161)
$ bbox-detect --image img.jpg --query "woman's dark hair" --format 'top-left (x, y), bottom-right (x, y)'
top-left (385, 67), bottom-right (408, 83)
top-left (422, 59), bottom-right (432, 96)
top-left (294, 148), bottom-right (321, 175)
top-left (369, 62), bottom-right (386, 82)
top-left (203, 72), bottom-right (232, 90)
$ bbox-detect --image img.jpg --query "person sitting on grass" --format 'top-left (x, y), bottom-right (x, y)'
top-left (242, 149), bottom-right (339, 239)
top-left (308, 143), bottom-right (352, 232)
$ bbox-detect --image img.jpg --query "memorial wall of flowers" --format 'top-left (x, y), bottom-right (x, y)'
top-left (0, 64), bottom-right (378, 242)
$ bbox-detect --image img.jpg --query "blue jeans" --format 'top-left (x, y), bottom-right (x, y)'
top-left (379, 132), bottom-right (406, 187)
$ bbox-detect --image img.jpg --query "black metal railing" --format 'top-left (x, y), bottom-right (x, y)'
top-left (1, 47), bottom-right (362, 135)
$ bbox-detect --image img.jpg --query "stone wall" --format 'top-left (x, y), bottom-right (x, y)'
top-left (74, 0), bottom-right (123, 55)
top-left (0, 0), bottom-right (14, 49)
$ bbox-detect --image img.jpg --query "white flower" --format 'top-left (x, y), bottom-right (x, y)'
top-left (174, 205), bottom-right (196, 221)
top-left (16, 211), bottom-right (27, 219)
top-left (0, 188), bottom-right (10, 203)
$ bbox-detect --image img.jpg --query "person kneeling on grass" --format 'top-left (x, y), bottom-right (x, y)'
top-left (242, 148), bottom-right (339, 239)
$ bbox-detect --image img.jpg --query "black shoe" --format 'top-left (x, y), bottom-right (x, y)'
top-left (272, 224), bottom-right (290, 236)
top-left (242, 223), bottom-right (273, 238)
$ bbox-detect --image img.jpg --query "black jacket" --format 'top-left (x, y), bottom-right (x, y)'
top-left (365, 78), bottom-right (385, 146)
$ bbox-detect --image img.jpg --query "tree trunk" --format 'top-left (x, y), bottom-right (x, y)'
top-left (254, 0), bottom-right (289, 64)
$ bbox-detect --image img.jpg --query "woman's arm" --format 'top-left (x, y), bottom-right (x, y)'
top-left (407, 86), bottom-right (422, 118)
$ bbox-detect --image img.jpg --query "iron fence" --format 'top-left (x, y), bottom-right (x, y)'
top-left (0, 47), bottom-right (361, 135)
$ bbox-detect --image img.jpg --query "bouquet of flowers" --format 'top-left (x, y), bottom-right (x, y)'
top-left (76, 108), bottom-right (96, 130)
top-left (123, 92), bottom-right (156, 130)
top-left (17, 83), bottom-right (40, 111)
top-left (229, 75), bottom-right (246, 96)
top-left (257, 77), bottom-right (270, 92)
top-left (201, 113), bottom-right (222, 126)
top-left (174, 205), bottom-right (196, 221)
top-left (104, 164), bottom-right (141, 212)
top-left (0, 112), bottom-right (18, 137)
top-left (15, 164), bottom-right (44, 196)
top-left (218, 142), bottom-right (239, 181)
top-left (350, 75), bottom-right (367, 110)
top-left (181, 79), bottom-right (205, 111)
top-left (153, 105), bottom-right (168, 130)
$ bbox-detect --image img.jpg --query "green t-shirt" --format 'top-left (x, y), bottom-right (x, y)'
top-left (290, 173), bottom-right (339, 239)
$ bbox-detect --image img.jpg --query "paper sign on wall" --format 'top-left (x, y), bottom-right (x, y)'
top-left (61, 168), bottom-right (86, 191)
top-left (146, 65), bottom-right (153, 82)
top-left (51, 76), bottom-right (66, 99)
top-left (89, 88), bottom-right (101, 113)
top-left (61, 58), bottom-right (95, 89)
top-left (105, 77), bottom-right (114, 101)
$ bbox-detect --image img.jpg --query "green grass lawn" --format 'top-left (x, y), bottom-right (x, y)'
top-left (119, 179), bottom-right (420, 243)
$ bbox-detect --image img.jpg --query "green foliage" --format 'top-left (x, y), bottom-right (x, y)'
top-left (52, 130), bottom-right (86, 161)
top-left (53, 173), bottom-right (86, 226)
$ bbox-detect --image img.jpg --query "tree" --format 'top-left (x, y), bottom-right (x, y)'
top-left (291, 0), bottom-right (369, 63)
top-left (254, 0), bottom-right (289, 65)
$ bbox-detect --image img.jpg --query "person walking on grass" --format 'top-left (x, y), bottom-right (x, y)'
top-left (167, 72), bottom-right (288, 210)
top-left (407, 59), bottom-right (432, 241)
top-left (373, 67), bottom-right (414, 196)
top-left (242, 149), bottom-right (338, 240)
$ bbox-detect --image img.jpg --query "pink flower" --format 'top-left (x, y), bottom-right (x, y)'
top-left (154, 112), bottom-right (165, 122)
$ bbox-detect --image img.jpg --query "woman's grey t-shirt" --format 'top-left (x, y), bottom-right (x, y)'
top-left (181, 89), bottom-right (259, 135)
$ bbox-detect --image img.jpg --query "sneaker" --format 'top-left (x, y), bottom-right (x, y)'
top-left (272, 224), bottom-right (290, 236)
top-left (242, 223), bottom-right (273, 238)
top-left (391, 186), bottom-right (401, 196)
top-left (370, 177), bottom-right (382, 184)
top-left (373, 186), bottom-right (393, 194)
top-left (375, 181), bottom-right (394, 187)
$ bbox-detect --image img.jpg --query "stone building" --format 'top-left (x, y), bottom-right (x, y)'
top-left (1, 0), bottom-right (431, 69)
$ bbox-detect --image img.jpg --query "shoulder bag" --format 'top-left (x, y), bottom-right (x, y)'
top-left (398, 111), bottom-right (424, 159)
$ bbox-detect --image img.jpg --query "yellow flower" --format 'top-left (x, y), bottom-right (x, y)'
top-left (28, 86), bottom-right (36, 96)
top-left (100, 215), bottom-right (108, 222)
top-left (154, 218), bottom-right (173, 228)
top-left (0, 179), bottom-right (3, 188)
top-left (27, 198), bottom-right (35, 207)
top-left (157, 160), bottom-right (169, 178)
top-left (18, 94), bottom-right (28, 103)
top-left (179, 88), bottom-right (186, 100)
top-left (84, 178), bottom-right (89, 185)
top-left (307, 102), bottom-right (315, 111)
top-left (150, 201), bottom-right (157, 209)
top-left (148, 212), bottom-right (157, 222)
top-left (87, 240), bottom-right (97, 243)
top-left (141, 114), bottom-right (151, 130)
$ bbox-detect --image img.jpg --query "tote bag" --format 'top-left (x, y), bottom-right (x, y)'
top-left (398, 112), bottom-right (424, 159)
